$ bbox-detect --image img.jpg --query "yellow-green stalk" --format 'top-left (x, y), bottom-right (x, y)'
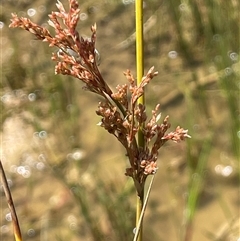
top-left (135, 0), bottom-right (144, 240)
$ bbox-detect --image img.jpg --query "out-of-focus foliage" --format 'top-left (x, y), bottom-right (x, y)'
top-left (0, 0), bottom-right (239, 241)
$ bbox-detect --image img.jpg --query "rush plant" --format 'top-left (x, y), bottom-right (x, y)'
top-left (9, 0), bottom-right (190, 240)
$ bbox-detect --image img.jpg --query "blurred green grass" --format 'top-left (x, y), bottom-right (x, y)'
top-left (0, 0), bottom-right (239, 241)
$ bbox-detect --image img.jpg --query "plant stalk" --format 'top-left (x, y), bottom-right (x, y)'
top-left (135, 0), bottom-right (145, 240)
top-left (135, 0), bottom-right (144, 110)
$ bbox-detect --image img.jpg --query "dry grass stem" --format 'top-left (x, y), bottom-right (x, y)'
top-left (0, 160), bottom-right (22, 241)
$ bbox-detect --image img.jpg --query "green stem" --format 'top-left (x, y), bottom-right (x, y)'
top-left (135, 0), bottom-right (144, 107)
top-left (135, 0), bottom-right (145, 240)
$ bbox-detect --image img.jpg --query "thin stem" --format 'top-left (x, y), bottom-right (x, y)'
top-left (135, 188), bottom-right (144, 240)
top-left (0, 160), bottom-right (23, 241)
top-left (135, 0), bottom-right (144, 86)
top-left (135, 0), bottom-right (145, 241)
top-left (133, 175), bottom-right (155, 241)
top-left (136, 0), bottom-right (144, 119)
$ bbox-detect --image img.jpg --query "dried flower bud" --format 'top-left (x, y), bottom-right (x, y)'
top-left (162, 126), bottom-right (191, 143)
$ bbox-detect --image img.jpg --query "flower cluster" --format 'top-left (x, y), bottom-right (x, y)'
top-left (9, 0), bottom-right (190, 193)
top-left (10, 0), bottom-right (110, 97)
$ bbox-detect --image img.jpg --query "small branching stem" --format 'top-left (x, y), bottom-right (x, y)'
top-left (134, 175), bottom-right (155, 241)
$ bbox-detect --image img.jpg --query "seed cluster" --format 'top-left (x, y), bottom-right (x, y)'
top-left (10, 0), bottom-right (190, 194)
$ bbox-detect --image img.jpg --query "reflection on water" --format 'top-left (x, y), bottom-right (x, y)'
top-left (38, 5), bottom-right (46, 13)
top-left (39, 130), bottom-right (48, 139)
top-left (27, 228), bottom-right (36, 237)
top-left (80, 12), bottom-right (88, 21)
top-left (0, 224), bottom-right (10, 234)
top-left (215, 164), bottom-right (233, 177)
top-left (5, 213), bottom-right (12, 222)
top-left (0, 21), bottom-right (4, 29)
top-left (28, 92), bottom-right (37, 102)
top-left (36, 161), bottom-right (45, 171)
top-left (27, 8), bottom-right (37, 17)
top-left (224, 67), bottom-right (233, 76)
top-left (168, 50), bottom-right (178, 59)
top-left (122, 0), bottom-right (135, 5)
top-left (229, 52), bottom-right (238, 62)
top-left (67, 214), bottom-right (77, 230)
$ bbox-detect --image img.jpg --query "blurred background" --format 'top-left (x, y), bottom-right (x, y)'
top-left (0, 0), bottom-right (239, 240)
